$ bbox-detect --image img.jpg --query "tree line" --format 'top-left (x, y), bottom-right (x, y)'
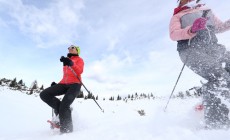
top-left (0, 77), bottom-right (202, 100)
top-left (0, 77), bottom-right (43, 95)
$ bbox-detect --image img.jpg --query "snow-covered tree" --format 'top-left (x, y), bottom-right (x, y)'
top-left (18, 79), bottom-right (24, 86)
top-left (30, 80), bottom-right (38, 90)
top-left (9, 78), bottom-right (17, 88)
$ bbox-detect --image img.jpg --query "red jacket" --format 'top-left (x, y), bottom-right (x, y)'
top-left (59, 56), bottom-right (84, 84)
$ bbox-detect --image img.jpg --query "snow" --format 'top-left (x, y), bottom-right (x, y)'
top-left (1, 86), bottom-right (230, 140)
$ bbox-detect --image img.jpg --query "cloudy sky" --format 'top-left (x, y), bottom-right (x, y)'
top-left (0, 0), bottom-right (230, 97)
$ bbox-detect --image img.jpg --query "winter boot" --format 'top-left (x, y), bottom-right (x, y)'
top-left (59, 107), bottom-right (73, 133)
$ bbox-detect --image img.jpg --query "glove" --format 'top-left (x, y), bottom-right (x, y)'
top-left (51, 82), bottom-right (57, 87)
top-left (60, 56), bottom-right (73, 66)
top-left (191, 17), bottom-right (207, 33)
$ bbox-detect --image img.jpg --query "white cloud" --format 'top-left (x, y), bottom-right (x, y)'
top-left (0, 0), bottom-right (85, 48)
top-left (85, 54), bottom-right (132, 83)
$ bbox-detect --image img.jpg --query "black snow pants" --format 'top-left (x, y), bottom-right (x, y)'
top-left (40, 83), bottom-right (81, 133)
top-left (178, 28), bottom-right (230, 129)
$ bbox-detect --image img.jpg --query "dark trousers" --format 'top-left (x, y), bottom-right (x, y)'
top-left (40, 83), bottom-right (81, 133)
top-left (178, 42), bottom-right (230, 128)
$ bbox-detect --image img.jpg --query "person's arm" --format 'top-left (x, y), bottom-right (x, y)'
top-left (71, 58), bottom-right (84, 75)
top-left (169, 14), bottom-right (196, 41)
top-left (213, 14), bottom-right (230, 33)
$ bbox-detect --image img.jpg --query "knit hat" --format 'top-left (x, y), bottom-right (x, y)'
top-left (70, 45), bottom-right (81, 55)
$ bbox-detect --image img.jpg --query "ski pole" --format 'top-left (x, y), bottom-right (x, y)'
top-left (68, 66), bottom-right (104, 113)
top-left (164, 63), bottom-right (186, 112)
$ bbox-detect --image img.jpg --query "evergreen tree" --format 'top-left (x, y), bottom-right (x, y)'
top-left (186, 91), bottom-right (191, 97)
top-left (77, 91), bottom-right (84, 98)
top-left (18, 79), bottom-right (23, 85)
top-left (0, 80), bottom-right (2, 85)
top-left (178, 91), bottom-right (184, 99)
top-left (30, 80), bottom-right (38, 90)
top-left (40, 85), bottom-right (44, 90)
top-left (109, 96), bottom-right (114, 101)
top-left (117, 95), bottom-right (120, 101)
top-left (9, 78), bottom-right (17, 88)
top-left (196, 88), bottom-right (202, 96)
top-left (29, 80), bottom-right (38, 95)
top-left (131, 94), bottom-right (134, 99)
top-left (117, 95), bottom-right (121, 100)
top-left (150, 93), bottom-right (154, 97)
top-left (147, 94), bottom-right (150, 99)
top-left (87, 92), bottom-right (93, 99)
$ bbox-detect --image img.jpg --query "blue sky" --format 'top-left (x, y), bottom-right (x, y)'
top-left (0, 0), bottom-right (230, 97)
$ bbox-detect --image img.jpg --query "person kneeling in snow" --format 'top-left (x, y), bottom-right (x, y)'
top-left (40, 45), bottom-right (84, 133)
top-left (169, 0), bottom-right (230, 129)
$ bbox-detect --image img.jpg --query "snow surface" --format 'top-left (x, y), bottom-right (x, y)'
top-left (1, 86), bottom-right (230, 140)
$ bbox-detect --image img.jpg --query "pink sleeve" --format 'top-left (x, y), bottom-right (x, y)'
top-left (213, 14), bottom-right (230, 33)
top-left (169, 14), bottom-right (196, 41)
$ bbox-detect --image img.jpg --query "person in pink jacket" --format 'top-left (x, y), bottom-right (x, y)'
top-left (169, 0), bottom-right (230, 129)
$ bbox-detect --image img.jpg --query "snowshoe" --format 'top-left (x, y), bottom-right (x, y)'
top-left (48, 114), bottom-right (60, 129)
top-left (47, 120), bottom-right (60, 129)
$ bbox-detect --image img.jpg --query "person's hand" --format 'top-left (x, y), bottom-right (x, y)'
top-left (51, 82), bottom-right (57, 87)
top-left (191, 17), bottom-right (207, 33)
top-left (60, 56), bottom-right (73, 66)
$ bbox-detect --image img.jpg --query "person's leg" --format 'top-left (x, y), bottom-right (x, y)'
top-left (179, 47), bottom-right (230, 128)
top-left (59, 83), bottom-right (81, 133)
top-left (208, 44), bottom-right (230, 127)
top-left (179, 45), bottom-right (230, 83)
top-left (220, 46), bottom-right (230, 89)
top-left (40, 84), bottom-right (67, 115)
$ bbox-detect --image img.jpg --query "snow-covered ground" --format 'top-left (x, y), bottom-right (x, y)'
top-left (1, 86), bottom-right (230, 140)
